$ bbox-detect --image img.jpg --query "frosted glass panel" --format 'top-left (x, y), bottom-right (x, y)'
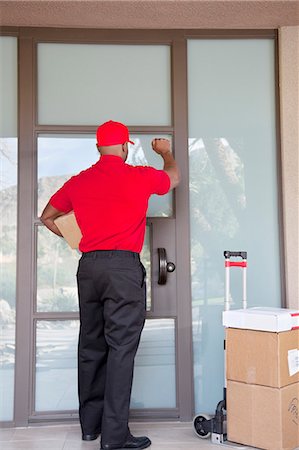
top-left (37, 134), bottom-right (172, 217)
top-left (35, 319), bottom-right (176, 411)
top-left (0, 36), bottom-right (17, 421)
top-left (38, 44), bottom-right (171, 126)
top-left (0, 37), bottom-right (17, 137)
top-left (188, 39), bottom-right (280, 414)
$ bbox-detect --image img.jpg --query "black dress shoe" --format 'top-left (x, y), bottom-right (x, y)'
top-left (101, 434), bottom-right (151, 450)
top-left (82, 433), bottom-right (100, 441)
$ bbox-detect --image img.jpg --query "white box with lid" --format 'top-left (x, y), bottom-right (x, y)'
top-left (223, 307), bottom-right (299, 332)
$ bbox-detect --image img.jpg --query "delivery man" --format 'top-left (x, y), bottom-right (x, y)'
top-left (40, 120), bottom-right (180, 450)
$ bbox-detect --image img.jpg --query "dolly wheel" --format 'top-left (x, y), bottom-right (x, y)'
top-left (193, 413), bottom-right (212, 439)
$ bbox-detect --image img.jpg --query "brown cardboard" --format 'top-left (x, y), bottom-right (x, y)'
top-left (54, 211), bottom-right (82, 249)
top-left (226, 328), bottom-right (299, 387)
top-left (227, 380), bottom-right (299, 450)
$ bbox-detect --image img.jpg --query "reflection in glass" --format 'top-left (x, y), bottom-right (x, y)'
top-left (37, 134), bottom-right (172, 218)
top-left (188, 39), bottom-right (281, 414)
top-left (35, 319), bottom-right (176, 412)
top-left (35, 321), bottom-right (79, 411)
top-left (37, 226), bottom-right (151, 313)
top-left (140, 226), bottom-right (151, 311)
top-left (0, 36), bottom-right (17, 421)
top-left (38, 43), bottom-right (171, 126)
top-left (37, 135), bottom-right (98, 217)
top-left (0, 143), bottom-right (17, 420)
top-left (131, 319), bottom-right (176, 408)
top-left (37, 227), bottom-right (80, 312)
top-left (129, 135), bottom-right (173, 217)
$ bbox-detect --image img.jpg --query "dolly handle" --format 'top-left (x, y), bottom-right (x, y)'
top-left (224, 250), bottom-right (247, 311)
top-left (224, 250), bottom-right (247, 260)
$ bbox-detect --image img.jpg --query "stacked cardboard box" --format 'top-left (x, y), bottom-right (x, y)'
top-left (224, 308), bottom-right (299, 450)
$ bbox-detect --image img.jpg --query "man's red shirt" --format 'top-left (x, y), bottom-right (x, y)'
top-left (50, 155), bottom-right (170, 253)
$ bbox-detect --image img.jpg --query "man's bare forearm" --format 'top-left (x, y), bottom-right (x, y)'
top-left (41, 217), bottom-right (63, 237)
top-left (40, 202), bottom-right (65, 237)
top-left (161, 151), bottom-right (180, 189)
top-left (162, 150), bottom-right (177, 170)
top-left (151, 138), bottom-right (181, 189)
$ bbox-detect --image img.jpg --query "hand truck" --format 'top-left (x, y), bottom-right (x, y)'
top-left (193, 250), bottom-right (249, 448)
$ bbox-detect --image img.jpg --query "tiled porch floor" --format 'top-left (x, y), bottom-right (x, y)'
top-left (0, 422), bottom-right (262, 450)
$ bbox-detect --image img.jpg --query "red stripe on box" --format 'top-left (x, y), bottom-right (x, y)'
top-left (292, 312), bottom-right (299, 330)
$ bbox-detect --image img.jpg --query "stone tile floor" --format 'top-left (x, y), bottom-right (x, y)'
top-left (0, 422), bottom-right (265, 450)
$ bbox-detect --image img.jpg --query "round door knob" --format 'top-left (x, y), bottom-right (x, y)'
top-left (158, 248), bottom-right (176, 285)
top-left (166, 262), bottom-right (176, 273)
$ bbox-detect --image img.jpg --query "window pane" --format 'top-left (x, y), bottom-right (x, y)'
top-left (37, 226), bottom-right (151, 313)
top-left (128, 135), bottom-right (173, 217)
top-left (37, 227), bottom-right (80, 312)
top-left (37, 134), bottom-right (172, 218)
top-left (188, 39), bottom-right (281, 414)
top-left (35, 319), bottom-right (176, 412)
top-left (37, 134), bottom-right (99, 217)
top-left (140, 226), bottom-right (151, 311)
top-left (0, 36), bottom-right (17, 421)
top-left (35, 321), bottom-right (79, 411)
top-left (38, 44), bottom-right (171, 126)
top-left (0, 37), bottom-right (17, 137)
top-left (131, 319), bottom-right (176, 408)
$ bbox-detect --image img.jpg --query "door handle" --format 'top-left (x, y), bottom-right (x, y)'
top-left (158, 248), bottom-right (176, 285)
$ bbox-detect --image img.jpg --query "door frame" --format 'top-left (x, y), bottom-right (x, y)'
top-left (12, 27), bottom-right (194, 427)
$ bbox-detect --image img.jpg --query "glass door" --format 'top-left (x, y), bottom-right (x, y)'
top-left (14, 32), bottom-right (193, 426)
top-left (31, 40), bottom-right (181, 420)
top-left (33, 132), bottom-right (178, 418)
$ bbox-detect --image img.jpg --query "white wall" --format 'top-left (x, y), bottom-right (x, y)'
top-left (279, 26), bottom-right (299, 309)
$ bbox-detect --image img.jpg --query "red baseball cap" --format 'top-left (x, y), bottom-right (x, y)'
top-left (96, 120), bottom-right (134, 146)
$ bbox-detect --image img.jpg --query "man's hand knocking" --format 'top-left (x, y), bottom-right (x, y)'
top-left (151, 138), bottom-right (171, 155)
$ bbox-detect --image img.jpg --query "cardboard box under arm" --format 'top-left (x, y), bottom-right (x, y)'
top-left (54, 211), bottom-right (82, 249)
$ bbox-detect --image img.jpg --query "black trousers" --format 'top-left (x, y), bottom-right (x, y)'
top-left (76, 250), bottom-right (146, 446)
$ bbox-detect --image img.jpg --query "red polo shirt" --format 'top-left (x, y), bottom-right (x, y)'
top-left (50, 155), bottom-right (170, 253)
